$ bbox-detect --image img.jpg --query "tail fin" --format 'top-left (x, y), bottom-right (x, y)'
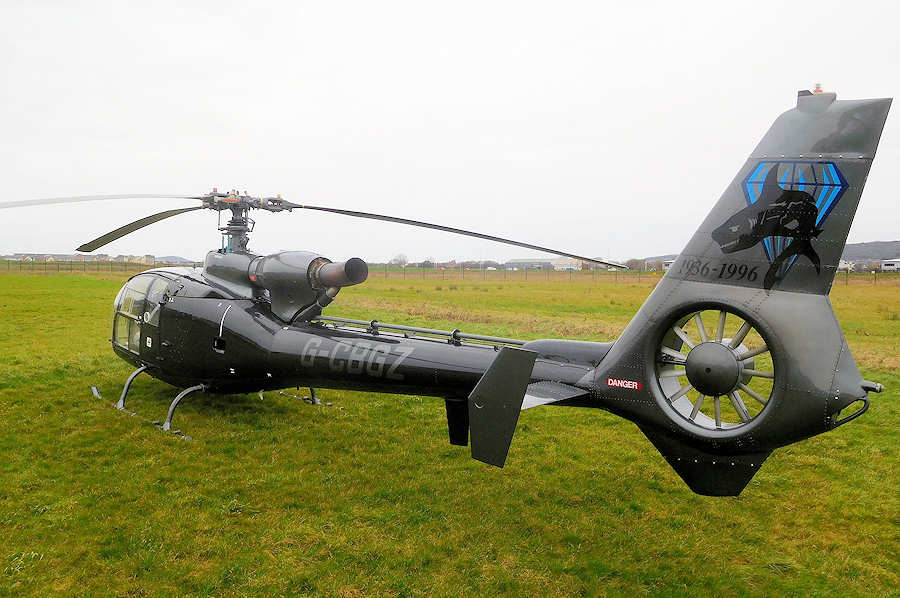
top-left (593, 90), bottom-right (890, 496)
top-left (677, 90), bottom-right (890, 293)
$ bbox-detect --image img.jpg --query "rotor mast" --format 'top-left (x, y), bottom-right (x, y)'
top-left (213, 189), bottom-right (255, 254)
top-left (220, 204), bottom-right (252, 253)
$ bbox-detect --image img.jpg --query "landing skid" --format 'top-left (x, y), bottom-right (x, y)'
top-left (306, 387), bottom-right (322, 405)
top-left (278, 388), bottom-right (332, 406)
top-left (100, 379), bottom-right (330, 437)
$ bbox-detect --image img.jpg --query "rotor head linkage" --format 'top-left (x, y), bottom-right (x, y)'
top-left (200, 189), bottom-right (295, 214)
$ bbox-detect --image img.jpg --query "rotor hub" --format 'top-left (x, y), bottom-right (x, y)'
top-left (684, 342), bottom-right (742, 397)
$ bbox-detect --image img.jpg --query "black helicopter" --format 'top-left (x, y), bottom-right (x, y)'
top-left (2, 89), bottom-right (890, 496)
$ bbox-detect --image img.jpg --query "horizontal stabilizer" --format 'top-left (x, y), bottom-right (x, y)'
top-left (638, 424), bottom-right (771, 496)
top-left (469, 347), bottom-right (538, 467)
top-left (522, 381), bottom-right (589, 410)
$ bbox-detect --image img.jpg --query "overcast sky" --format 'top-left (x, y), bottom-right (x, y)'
top-left (1, 1), bottom-right (897, 263)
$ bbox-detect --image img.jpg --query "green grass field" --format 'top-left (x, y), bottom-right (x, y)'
top-left (0, 273), bottom-right (897, 597)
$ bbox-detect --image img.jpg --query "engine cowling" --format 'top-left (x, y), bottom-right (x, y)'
top-left (249, 251), bottom-right (368, 322)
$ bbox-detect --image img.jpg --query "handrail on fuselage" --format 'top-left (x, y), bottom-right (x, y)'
top-left (310, 315), bottom-right (526, 347)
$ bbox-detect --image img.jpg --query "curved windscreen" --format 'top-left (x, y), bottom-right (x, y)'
top-left (112, 274), bottom-right (167, 353)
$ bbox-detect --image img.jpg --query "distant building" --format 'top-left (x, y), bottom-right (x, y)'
top-left (113, 254), bottom-right (156, 264)
top-left (551, 257), bottom-right (582, 271)
top-left (11, 252), bottom-right (111, 262)
top-left (838, 260), bottom-right (854, 272)
top-left (662, 259), bottom-right (676, 271)
top-left (882, 258), bottom-right (900, 272)
top-left (505, 258), bottom-right (553, 271)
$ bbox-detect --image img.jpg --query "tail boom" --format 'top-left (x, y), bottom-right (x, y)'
top-left (586, 90), bottom-right (890, 495)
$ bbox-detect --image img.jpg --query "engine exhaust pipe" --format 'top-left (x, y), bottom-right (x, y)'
top-left (313, 257), bottom-right (368, 288)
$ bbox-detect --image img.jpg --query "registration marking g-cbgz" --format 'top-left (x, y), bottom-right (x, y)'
top-left (300, 338), bottom-right (413, 380)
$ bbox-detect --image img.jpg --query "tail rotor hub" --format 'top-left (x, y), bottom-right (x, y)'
top-left (684, 342), bottom-right (742, 397)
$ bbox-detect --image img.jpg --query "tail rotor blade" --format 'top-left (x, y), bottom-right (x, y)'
top-left (76, 206), bottom-right (205, 252)
top-left (284, 203), bottom-right (623, 268)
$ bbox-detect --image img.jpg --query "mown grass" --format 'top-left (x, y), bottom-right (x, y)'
top-left (0, 274), bottom-right (897, 597)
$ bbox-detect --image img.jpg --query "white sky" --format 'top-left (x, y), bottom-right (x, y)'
top-left (1, 1), bottom-right (898, 263)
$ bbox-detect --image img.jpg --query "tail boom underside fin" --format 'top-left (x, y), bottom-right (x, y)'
top-left (638, 425), bottom-right (772, 496)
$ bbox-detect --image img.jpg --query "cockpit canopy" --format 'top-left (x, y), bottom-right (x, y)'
top-left (112, 274), bottom-right (168, 354)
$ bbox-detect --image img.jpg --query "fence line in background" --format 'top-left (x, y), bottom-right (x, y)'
top-left (1, 260), bottom-right (201, 276)
top-left (3, 260), bottom-right (897, 285)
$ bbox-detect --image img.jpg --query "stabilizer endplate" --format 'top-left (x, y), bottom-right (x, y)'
top-left (638, 424), bottom-right (771, 496)
top-left (468, 347), bottom-right (538, 467)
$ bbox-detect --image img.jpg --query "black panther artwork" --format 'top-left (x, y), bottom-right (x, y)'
top-left (712, 163), bottom-right (824, 289)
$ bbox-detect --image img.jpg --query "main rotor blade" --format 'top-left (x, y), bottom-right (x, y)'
top-left (284, 203), bottom-right (624, 268)
top-left (0, 194), bottom-right (201, 210)
top-left (76, 206), bottom-right (205, 252)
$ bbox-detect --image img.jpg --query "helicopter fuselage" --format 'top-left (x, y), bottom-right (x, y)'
top-left (111, 266), bottom-right (607, 401)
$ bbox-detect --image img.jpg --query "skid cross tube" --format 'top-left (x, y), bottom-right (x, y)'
top-left (162, 384), bottom-right (207, 431)
top-left (116, 365), bottom-right (147, 410)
